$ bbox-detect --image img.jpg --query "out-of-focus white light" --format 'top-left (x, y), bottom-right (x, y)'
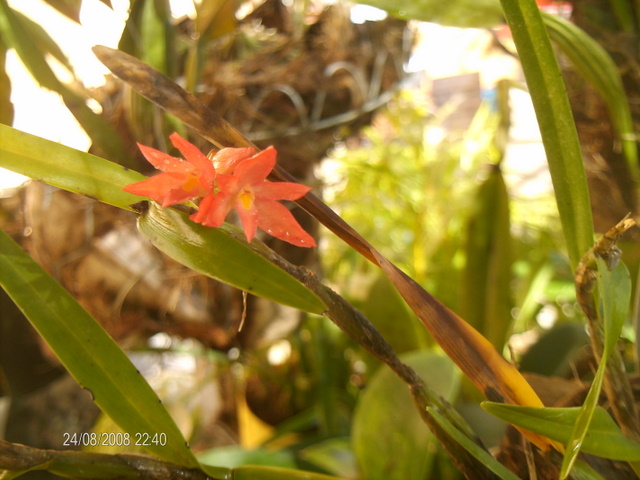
top-left (267, 339), bottom-right (292, 365)
top-left (350, 4), bottom-right (387, 24)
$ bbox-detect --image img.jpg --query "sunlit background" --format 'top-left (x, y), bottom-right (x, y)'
top-left (2, 0), bottom-right (548, 197)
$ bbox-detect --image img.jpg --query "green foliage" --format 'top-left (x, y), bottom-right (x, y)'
top-left (138, 204), bottom-right (327, 314)
top-left (322, 91), bottom-right (485, 302)
top-left (357, 0), bottom-right (503, 27)
top-left (460, 165), bottom-right (513, 349)
top-left (542, 13), bottom-right (638, 181)
top-left (3, 0), bottom-right (640, 478)
top-left (0, 124), bottom-right (144, 210)
top-left (352, 351), bottom-right (459, 480)
top-left (561, 256), bottom-right (632, 476)
top-left (483, 403), bottom-right (640, 462)
top-left (0, 229), bottom-right (198, 468)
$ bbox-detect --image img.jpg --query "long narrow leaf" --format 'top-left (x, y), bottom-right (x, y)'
top-left (137, 204), bottom-right (327, 314)
top-left (542, 12), bottom-right (638, 181)
top-left (427, 407), bottom-right (520, 480)
top-left (0, 229), bottom-right (198, 467)
top-left (499, 0), bottom-right (594, 270)
top-left (483, 403), bottom-right (640, 462)
top-left (0, 124), bottom-right (144, 210)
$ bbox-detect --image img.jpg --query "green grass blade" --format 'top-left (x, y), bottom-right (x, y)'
top-left (0, 228), bottom-right (198, 467)
top-left (0, 124), bottom-right (144, 210)
top-left (499, 0), bottom-right (594, 270)
top-left (137, 204), bottom-right (327, 314)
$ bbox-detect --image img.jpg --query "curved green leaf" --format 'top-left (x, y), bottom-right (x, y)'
top-left (500, 0), bottom-right (594, 270)
top-left (482, 402), bottom-right (640, 462)
top-left (0, 124), bottom-right (144, 210)
top-left (0, 228), bottom-right (198, 467)
top-left (543, 12), bottom-right (638, 181)
top-left (357, 0), bottom-right (503, 27)
top-left (137, 204), bottom-right (327, 314)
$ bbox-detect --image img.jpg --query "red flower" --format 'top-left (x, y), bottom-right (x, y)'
top-left (123, 133), bottom-right (215, 207)
top-left (124, 134), bottom-right (315, 248)
top-left (209, 146), bottom-right (256, 174)
top-left (191, 146), bottom-right (316, 247)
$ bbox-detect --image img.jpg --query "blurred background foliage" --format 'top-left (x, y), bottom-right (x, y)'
top-left (1, 0), bottom-right (639, 478)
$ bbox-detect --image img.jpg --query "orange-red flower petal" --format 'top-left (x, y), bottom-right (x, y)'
top-left (123, 133), bottom-right (215, 208)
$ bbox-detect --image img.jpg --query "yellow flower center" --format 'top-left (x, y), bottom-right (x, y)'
top-left (239, 186), bottom-right (254, 209)
top-left (183, 173), bottom-right (200, 192)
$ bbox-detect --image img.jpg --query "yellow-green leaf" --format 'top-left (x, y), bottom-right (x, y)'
top-left (138, 204), bottom-right (327, 314)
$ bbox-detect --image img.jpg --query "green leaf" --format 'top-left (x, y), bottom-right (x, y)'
top-left (560, 256), bottom-right (631, 476)
top-left (0, 228), bottom-right (198, 467)
top-left (360, 274), bottom-right (428, 354)
top-left (0, 0), bottom-right (61, 91)
top-left (596, 255), bottom-right (631, 357)
top-left (560, 362), bottom-right (606, 477)
top-left (542, 12), bottom-right (638, 182)
top-left (482, 402), bottom-right (640, 462)
top-left (426, 407), bottom-right (520, 480)
top-left (0, 124), bottom-right (144, 210)
top-left (137, 204), bottom-right (327, 314)
top-left (11, 8), bottom-right (77, 75)
top-left (499, 0), bottom-right (594, 270)
top-left (352, 351), bottom-right (460, 480)
top-left (461, 165), bottom-right (513, 349)
top-left (298, 438), bottom-right (358, 479)
top-left (230, 466), bottom-right (343, 480)
top-left (140, 0), bottom-right (170, 75)
top-left (198, 446), bottom-right (296, 469)
top-left (356, 0), bottom-right (503, 27)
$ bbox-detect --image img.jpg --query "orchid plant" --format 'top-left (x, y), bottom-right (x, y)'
top-left (1, 0), bottom-right (640, 478)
